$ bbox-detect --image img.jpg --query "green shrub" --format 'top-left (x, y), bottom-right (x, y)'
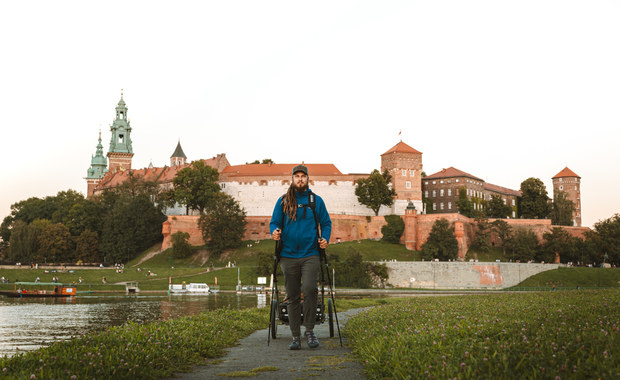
top-left (381, 215), bottom-right (404, 244)
top-left (171, 231), bottom-right (192, 259)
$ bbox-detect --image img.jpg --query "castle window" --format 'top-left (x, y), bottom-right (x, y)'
top-left (406, 181), bottom-right (411, 189)
top-left (559, 178), bottom-right (563, 182)
top-left (424, 190), bottom-right (428, 198)
top-left (402, 170), bottom-right (407, 176)
top-left (220, 183), bottom-right (226, 189)
top-left (409, 170), bottom-right (415, 177)
top-left (559, 185), bottom-right (563, 191)
top-left (512, 211), bottom-right (516, 218)
top-left (440, 203), bottom-right (444, 210)
top-left (456, 179), bottom-right (460, 183)
top-left (425, 181), bottom-right (429, 185)
top-left (440, 180), bottom-right (444, 184)
top-left (432, 181), bottom-right (436, 184)
top-left (448, 189), bottom-right (452, 196)
top-left (432, 203), bottom-right (436, 210)
top-left (512, 199), bottom-right (515, 206)
top-left (432, 190), bottom-right (436, 197)
top-left (448, 202), bottom-right (452, 209)
top-left (119, 134), bottom-right (124, 144)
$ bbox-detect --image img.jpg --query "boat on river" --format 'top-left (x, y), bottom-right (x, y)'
top-left (0, 282), bottom-right (77, 298)
top-left (168, 283), bottom-right (214, 294)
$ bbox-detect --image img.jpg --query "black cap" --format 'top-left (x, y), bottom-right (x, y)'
top-left (292, 164), bottom-right (308, 176)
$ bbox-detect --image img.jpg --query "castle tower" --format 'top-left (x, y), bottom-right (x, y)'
top-left (107, 91), bottom-right (134, 172)
top-left (380, 141), bottom-right (423, 214)
top-left (552, 167), bottom-right (582, 226)
top-left (403, 201), bottom-right (418, 250)
top-left (85, 131), bottom-right (108, 197)
top-left (170, 140), bottom-right (187, 167)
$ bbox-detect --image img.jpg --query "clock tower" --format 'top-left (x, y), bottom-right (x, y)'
top-left (107, 91), bottom-right (134, 172)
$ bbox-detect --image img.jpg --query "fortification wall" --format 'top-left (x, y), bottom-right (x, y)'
top-left (220, 180), bottom-right (395, 217)
top-left (161, 214), bottom-right (589, 257)
top-left (384, 261), bottom-right (562, 289)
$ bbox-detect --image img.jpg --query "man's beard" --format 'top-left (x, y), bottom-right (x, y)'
top-left (294, 182), bottom-right (309, 192)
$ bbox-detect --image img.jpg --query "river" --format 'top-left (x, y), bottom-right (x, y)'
top-left (0, 292), bottom-right (268, 358)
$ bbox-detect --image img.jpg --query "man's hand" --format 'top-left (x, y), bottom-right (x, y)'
top-left (319, 238), bottom-right (328, 249)
top-left (272, 229), bottom-right (281, 241)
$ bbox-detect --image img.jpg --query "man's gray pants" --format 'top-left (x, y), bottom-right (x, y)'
top-left (279, 255), bottom-right (320, 338)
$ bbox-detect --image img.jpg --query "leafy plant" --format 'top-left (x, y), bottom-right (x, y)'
top-left (421, 218), bottom-right (458, 261)
top-left (381, 215), bottom-right (404, 244)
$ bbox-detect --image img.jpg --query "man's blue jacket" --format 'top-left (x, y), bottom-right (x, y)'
top-left (269, 189), bottom-right (332, 259)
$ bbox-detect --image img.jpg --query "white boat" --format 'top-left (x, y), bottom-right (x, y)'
top-left (168, 283), bottom-right (211, 294)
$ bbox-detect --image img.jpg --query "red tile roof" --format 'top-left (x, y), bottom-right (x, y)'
top-left (381, 141), bottom-right (422, 155)
top-left (483, 182), bottom-right (521, 197)
top-left (552, 167), bottom-right (580, 179)
top-left (221, 163), bottom-right (343, 177)
top-left (425, 167), bottom-right (484, 182)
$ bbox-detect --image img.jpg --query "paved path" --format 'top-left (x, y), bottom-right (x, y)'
top-left (170, 308), bottom-right (368, 380)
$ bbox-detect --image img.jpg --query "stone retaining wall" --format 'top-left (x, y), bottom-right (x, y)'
top-left (383, 261), bottom-right (562, 289)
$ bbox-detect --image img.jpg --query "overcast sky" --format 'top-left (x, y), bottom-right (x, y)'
top-left (1, 0), bottom-right (618, 228)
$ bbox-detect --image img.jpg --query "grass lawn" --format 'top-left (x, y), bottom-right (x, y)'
top-left (346, 289), bottom-right (620, 379)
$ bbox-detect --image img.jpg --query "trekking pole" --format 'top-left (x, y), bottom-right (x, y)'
top-left (268, 233), bottom-right (282, 346)
top-left (320, 248), bottom-right (343, 346)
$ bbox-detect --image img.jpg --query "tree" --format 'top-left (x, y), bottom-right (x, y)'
top-left (38, 223), bottom-right (74, 263)
top-left (171, 232), bottom-right (193, 259)
top-left (584, 213), bottom-right (620, 266)
top-left (519, 178), bottom-right (552, 219)
top-left (355, 169), bottom-right (396, 216)
top-left (198, 193), bottom-right (247, 256)
top-left (505, 229), bottom-right (539, 262)
top-left (491, 219), bottom-right (513, 256)
top-left (74, 229), bottom-right (101, 263)
top-left (486, 195), bottom-right (512, 219)
top-left (381, 215), bottom-right (404, 244)
top-left (367, 262), bottom-right (389, 288)
top-left (456, 187), bottom-right (476, 218)
top-left (540, 227), bottom-right (580, 264)
top-left (66, 198), bottom-right (106, 236)
top-left (471, 218), bottom-right (492, 252)
top-left (550, 191), bottom-right (576, 226)
top-left (329, 248), bottom-right (373, 288)
top-left (100, 194), bottom-right (166, 264)
top-left (421, 218), bottom-right (459, 261)
top-left (170, 160), bottom-right (221, 214)
top-left (7, 220), bottom-right (41, 263)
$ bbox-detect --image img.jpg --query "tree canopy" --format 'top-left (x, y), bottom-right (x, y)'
top-left (456, 187), bottom-right (476, 218)
top-left (550, 191), bottom-right (575, 226)
top-left (355, 169), bottom-right (396, 216)
top-left (198, 193), bottom-right (247, 256)
top-left (381, 215), bottom-right (405, 244)
top-left (486, 194), bottom-right (512, 218)
top-left (421, 218), bottom-right (459, 261)
top-left (169, 160), bottom-right (221, 214)
top-left (518, 177), bottom-right (552, 219)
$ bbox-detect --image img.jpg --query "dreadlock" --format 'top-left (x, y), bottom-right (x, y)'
top-left (282, 184), bottom-right (298, 221)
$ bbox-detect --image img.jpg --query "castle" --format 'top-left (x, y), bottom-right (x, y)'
top-left (86, 95), bottom-right (586, 256)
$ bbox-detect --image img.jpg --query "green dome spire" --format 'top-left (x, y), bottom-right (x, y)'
top-left (86, 131), bottom-right (108, 179)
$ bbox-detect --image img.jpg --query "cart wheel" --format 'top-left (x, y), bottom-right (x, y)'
top-left (270, 300), bottom-right (278, 339)
top-left (327, 298), bottom-right (334, 338)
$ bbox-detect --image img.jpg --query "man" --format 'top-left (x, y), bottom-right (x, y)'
top-left (270, 164), bottom-right (331, 350)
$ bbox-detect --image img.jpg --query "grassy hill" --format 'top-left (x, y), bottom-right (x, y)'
top-left (1, 240), bottom-right (618, 291)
